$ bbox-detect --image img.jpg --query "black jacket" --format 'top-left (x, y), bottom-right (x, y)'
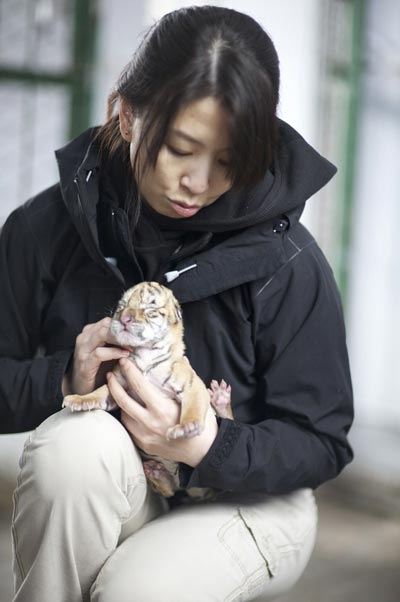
top-left (0, 121), bottom-right (353, 495)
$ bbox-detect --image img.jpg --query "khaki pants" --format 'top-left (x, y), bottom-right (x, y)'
top-left (12, 409), bottom-right (317, 602)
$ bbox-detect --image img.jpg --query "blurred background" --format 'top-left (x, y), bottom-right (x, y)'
top-left (0, 0), bottom-right (399, 600)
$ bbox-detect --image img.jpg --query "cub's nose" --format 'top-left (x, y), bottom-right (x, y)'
top-left (120, 311), bottom-right (133, 326)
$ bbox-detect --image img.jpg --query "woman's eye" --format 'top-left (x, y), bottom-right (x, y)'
top-left (166, 144), bottom-right (191, 157)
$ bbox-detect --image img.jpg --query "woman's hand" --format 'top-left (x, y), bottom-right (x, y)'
top-left (107, 358), bottom-right (219, 467)
top-left (62, 317), bottom-right (130, 396)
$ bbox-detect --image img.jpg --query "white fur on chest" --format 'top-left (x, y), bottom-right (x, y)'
top-left (129, 337), bottom-right (181, 400)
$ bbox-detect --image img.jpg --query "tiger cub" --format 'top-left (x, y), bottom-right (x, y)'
top-left (63, 281), bottom-right (232, 497)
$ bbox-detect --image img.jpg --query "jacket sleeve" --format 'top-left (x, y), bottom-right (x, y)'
top-left (0, 207), bottom-right (73, 433)
top-left (180, 240), bottom-right (354, 494)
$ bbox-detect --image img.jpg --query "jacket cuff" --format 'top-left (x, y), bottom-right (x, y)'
top-left (45, 348), bottom-right (74, 404)
top-left (179, 418), bottom-right (243, 490)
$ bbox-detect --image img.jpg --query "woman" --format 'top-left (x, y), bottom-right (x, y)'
top-left (1, 6), bottom-right (353, 602)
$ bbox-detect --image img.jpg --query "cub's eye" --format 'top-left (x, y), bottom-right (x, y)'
top-left (144, 309), bottom-right (160, 319)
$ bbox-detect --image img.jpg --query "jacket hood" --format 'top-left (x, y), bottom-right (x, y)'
top-left (147, 119), bottom-right (337, 233)
top-left (55, 120), bottom-right (336, 234)
top-left (53, 121), bottom-right (337, 300)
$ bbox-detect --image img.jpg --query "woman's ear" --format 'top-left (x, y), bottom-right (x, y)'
top-left (118, 98), bottom-right (134, 142)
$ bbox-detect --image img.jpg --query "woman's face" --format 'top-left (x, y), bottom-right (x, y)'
top-left (135, 97), bottom-right (233, 218)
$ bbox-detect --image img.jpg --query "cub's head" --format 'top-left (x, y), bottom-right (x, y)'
top-left (110, 281), bottom-right (183, 348)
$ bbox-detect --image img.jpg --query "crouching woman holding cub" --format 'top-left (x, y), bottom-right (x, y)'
top-left (0, 6), bottom-right (353, 602)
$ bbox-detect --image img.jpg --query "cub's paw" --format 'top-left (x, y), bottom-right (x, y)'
top-left (143, 460), bottom-right (168, 480)
top-left (208, 379), bottom-right (233, 419)
top-left (143, 460), bottom-right (176, 497)
top-left (62, 395), bottom-right (115, 412)
top-left (166, 421), bottom-right (203, 440)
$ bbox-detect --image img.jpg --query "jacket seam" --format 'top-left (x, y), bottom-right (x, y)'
top-left (255, 239), bottom-right (316, 297)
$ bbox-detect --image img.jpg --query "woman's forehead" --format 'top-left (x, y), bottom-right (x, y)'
top-left (168, 97), bottom-right (231, 151)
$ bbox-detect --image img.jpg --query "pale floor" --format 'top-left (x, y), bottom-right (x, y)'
top-left (0, 483), bottom-right (399, 602)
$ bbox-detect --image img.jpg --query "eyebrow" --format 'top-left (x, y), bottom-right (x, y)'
top-left (171, 128), bottom-right (231, 152)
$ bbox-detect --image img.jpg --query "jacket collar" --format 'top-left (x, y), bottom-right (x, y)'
top-left (166, 218), bottom-right (288, 302)
top-left (55, 127), bottom-right (100, 197)
top-left (55, 120), bottom-right (337, 235)
top-left (53, 122), bottom-right (335, 299)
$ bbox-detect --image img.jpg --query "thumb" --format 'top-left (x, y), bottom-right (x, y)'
top-left (118, 358), bottom-right (162, 408)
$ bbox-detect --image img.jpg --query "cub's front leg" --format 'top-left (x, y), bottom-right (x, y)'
top-left (62, 384), bottom-right (117, 412)
top-left (166, 364), bottom-right (233, 440)
top-left (62, 366), bottom-right (127, 412)
top-left (165, 359), bottom-right (210, 440)
top-left (208, 379), bottom-right (233, 419)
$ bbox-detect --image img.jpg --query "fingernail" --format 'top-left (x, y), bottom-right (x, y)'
top-left (106, 372), bottom-right (112, 380)
top-left (119, 358), bottom-right (127, 367)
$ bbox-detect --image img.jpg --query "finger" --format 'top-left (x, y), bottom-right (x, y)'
top-left (75, 347), bottom-right (129, 374)
top-left (82, 317), bottom-right (112, 337)
top-left (107, 372), bottom-right (148, 421)
top-left (119, 411), bottom-right (150, 452)
top-left (91, 347), bottom-right (130, 362)
top-left (118, 358), bottom-right (161, 409)
top-left (80, 318), bottom-right (115, 351)
top-left (120, 410), bottom-right (141, 439)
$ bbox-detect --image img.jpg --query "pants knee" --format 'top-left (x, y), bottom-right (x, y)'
top-left (22, 408), bottom-right (141, 502)
top-left (92, 567), bottom-right (180, 602)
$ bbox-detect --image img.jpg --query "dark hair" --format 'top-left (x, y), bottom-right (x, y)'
top-left (97, 5), bottom-right (280, 192)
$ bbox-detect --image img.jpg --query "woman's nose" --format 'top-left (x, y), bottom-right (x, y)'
top-left (181, 163), bottom-right (210, 194)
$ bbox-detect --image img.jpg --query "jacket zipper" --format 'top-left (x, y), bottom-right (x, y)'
top-left (73, 175), bottom-right (125, 284)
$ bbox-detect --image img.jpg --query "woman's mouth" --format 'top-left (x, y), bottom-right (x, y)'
top-left (167, 198), bottom-right (202, 217)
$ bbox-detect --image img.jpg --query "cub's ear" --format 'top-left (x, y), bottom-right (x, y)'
top-left (166, 290), bottom-right (182, 324)
top-left (174, 299), bottom-right (183, 323)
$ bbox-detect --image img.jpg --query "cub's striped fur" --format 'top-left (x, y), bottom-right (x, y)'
top-left (63, 281), bottom-right (232, 497)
